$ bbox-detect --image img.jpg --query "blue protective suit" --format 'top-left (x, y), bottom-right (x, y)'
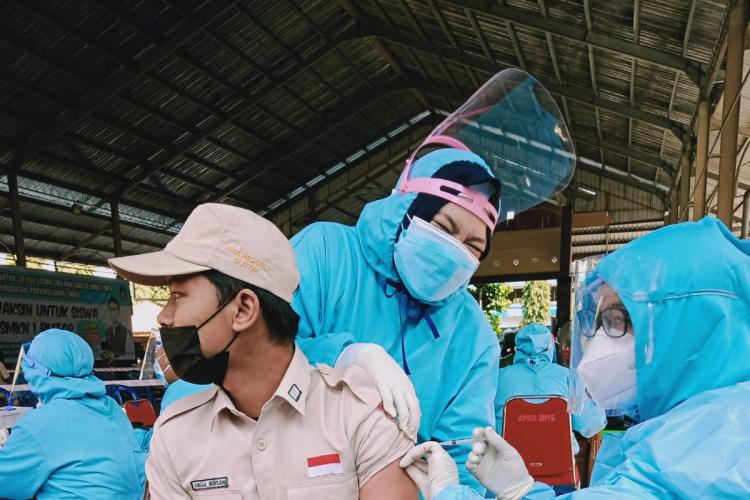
top-left (0, 329), bottom-right (145, 499)
top-left (135, 380), bottom-right (211, 453)
top-left (587, 432), bottom-right (623, 485)
top-left (292, 149), bottom-right (500, 493)
top-left (435, 216), bottom-right (750, 499)
top-left (495, 324), bottom-right (606, 452)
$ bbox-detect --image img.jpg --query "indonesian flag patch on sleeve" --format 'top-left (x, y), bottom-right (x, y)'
top-left (307, 453), bottom-right (343, 478)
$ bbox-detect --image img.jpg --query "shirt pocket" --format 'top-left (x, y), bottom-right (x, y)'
top-left (189, 489), bottom-right (244, 499)
top-left (285, 472), bottom-right (358, 500)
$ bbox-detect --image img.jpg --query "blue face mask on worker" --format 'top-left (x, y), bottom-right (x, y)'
top-left (394, 216), bottom-right (480, 303)
top-left (159, 296), bottom-right (237, 386)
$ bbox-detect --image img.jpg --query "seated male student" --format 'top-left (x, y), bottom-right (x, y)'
top-left (109, 203), bottom-right (418, 500)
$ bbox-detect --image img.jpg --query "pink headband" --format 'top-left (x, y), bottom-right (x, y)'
top-left (398, 136), bottom-right (500, 230)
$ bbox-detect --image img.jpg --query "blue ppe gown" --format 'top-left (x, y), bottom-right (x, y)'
top-left (495, 324), bottom-right (606, 453)
top-left (435, 216), bottom-right (750, 499)
top-left (586, 432), bottom-right (624, 485)
top-left (292, 148), bottom-right (500, 494)
top-left (0, 329), bottom-right (146, 499)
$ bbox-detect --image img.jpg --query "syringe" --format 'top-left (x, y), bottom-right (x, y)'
top-left (437, 438), bottom-right (473, 447)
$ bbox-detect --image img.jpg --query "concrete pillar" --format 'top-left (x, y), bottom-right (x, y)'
top-left (556, 192), bottom-right (573, 331)
top-left (111, 197), bottom-right (122, 257)
top-left (717, 0), bottom-right (746, 226)
top-left (742, 189), bottom-right (750, 238)
top-left (669, 187), bottom-right (679, 225)
top-left (679, 152), bottom-right (691, 221)
top-left (7, 166), bottom-right (25, 266)
top-left (694, 99), bottom-right (710, 219)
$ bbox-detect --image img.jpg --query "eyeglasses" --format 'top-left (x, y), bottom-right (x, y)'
top-left (586, 305), bottom-right (632, 338)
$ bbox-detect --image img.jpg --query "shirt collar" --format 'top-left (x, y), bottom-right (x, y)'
top-left (270, 344), bottom-right (310, 416)
top-left (210, 387), bottom-right (240, 429)
top-left (210, 343), bottom-right (311, 426)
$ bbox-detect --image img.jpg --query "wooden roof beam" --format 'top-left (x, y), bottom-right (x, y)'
top-left (210, 104), bottom-right (435, 209)
top-left (113, 31), bottom-right (358, 201)
top-left (358, 28), bottom-right (687, 140)
top-left (439, 0), bottom-right (704, 84)
top-left (336, 0), bottom-right (435, 113)
top-left (14, 1), bottom-right (238, 160)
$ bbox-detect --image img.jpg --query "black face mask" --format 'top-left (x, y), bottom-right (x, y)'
top-left (160, 297), bottom-right (238, 386)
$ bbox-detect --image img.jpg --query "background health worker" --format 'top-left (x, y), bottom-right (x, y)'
top-left (0, 329), bottom-right (146, 500)
top-left (494, 323), bottom-right (606, 454)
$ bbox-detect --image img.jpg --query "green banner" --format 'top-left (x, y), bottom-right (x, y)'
top-left (0, 266), bottom-right (134, 363)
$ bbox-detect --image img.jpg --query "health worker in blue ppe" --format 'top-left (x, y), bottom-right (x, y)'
top-left (293, 68), bottom-right (576, 493)
top-left (400, 216), bottom-right (750, 499)
top-left (495, 324), bottom-right (606, 455)
top-left (0, 329), bottom-right (146, 499)
top-left (134, 344), bottom-right (211, 453)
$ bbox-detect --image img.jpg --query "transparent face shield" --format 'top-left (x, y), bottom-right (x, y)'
top-left (7, 344), bottom-right (26, 405)
top-left (139, 329), bottom-right (167, 385)
top-left (3, 344), bottom-right (51, 421)
top-left (400, 68), bottom-right (576, 227)
top-left (569, 259), bottom-right (638, 417)
top-left (1, 347), bottom-right (32, 426)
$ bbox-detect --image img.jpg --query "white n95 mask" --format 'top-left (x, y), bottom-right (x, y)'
top-left (576, 327), bottom-right (637, 411)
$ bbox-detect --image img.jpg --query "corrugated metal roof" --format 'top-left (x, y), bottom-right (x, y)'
top-left (572, 219), bottom-right (664, 258)
top-left (0, 0), bottom-right (734, 263)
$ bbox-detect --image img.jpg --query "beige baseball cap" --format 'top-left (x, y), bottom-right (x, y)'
top-left (108, 203), bottom-right (299, 303)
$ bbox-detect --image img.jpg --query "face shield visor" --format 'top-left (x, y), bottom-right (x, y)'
top-left (399, 68), bottom-right (576, 230)
top-left (139, 329), bottom-right (169, 385)
top-left (2, 345), bottom-right (33, 425)
top-left (569, 259), bottom-right (638, 417)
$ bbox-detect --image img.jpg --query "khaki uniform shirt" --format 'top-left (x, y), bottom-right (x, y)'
top-left (146, 345), bottom-right (413, 499)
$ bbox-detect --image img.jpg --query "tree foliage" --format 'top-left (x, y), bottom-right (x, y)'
top-left (469, 282), bottom-right (513, 337)
top-left (521, 280), bottom-right (551, 326)
top-left (131, 283), bottom-right (170, 304)
top-left (1, 255), bottom-right (96, 275)
top-left (54, 261), bottom-right (95, 276)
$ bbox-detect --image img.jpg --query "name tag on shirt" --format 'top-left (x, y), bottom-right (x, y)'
top-left (191, 477), bottom-right (229, 491)
top-left (307, 453), bottom-right (343, 477)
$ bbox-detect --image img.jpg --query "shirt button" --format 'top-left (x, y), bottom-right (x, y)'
top-left (256, 439), bottom-right (267, 451)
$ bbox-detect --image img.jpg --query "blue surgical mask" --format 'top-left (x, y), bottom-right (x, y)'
top-left (394, 216), bottom-right (480, 303)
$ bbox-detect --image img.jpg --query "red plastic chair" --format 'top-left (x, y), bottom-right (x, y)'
top-left (123, 399), bottom-right (157, 427)
top-left (502, 395), bottom-right (578, 488)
